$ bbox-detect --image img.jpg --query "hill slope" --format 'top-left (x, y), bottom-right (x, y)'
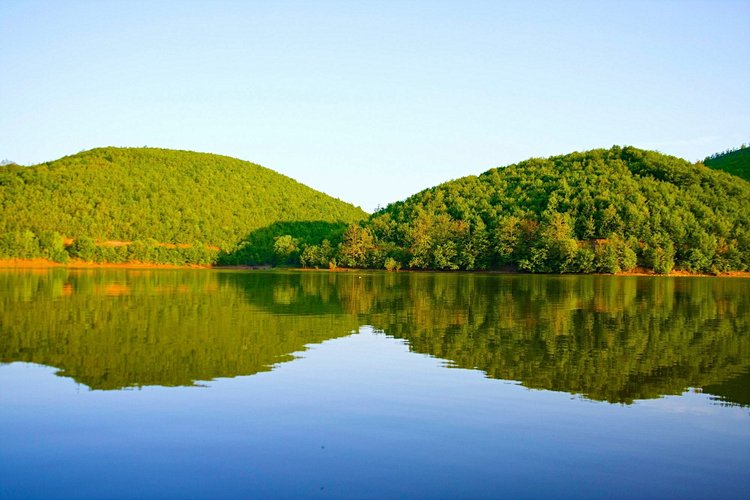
top-left (337, 146), bottom-right (750, 273)
top-left (0, 147), bottom-right (366, 263)
top-left (704, 146), bottom-right (750, 180)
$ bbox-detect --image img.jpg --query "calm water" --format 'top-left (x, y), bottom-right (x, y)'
top-left (1, 269), bottom-right (749, 499)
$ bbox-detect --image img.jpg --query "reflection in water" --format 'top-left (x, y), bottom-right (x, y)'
top-left (0, 270), bottom-right (359, 390)
top-left (1, 269), bottom-right (748, 405)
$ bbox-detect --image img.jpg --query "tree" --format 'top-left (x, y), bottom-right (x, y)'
top-left (38, 231), bottom-right (69, 263)
top-left (300, 239), bottom-right (334, 269)
top-left (338, 225), bottom-right (376, 268)
top-left (384, 257), bottom-right (401, 271)
top-left (273, 235), bottom-right (299, 265)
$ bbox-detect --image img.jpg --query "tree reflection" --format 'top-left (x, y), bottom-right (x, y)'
top-left (1, 270), bottom-right (748, 405)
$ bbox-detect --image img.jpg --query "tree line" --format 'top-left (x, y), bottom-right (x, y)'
top-left (703, 143), bottom-right (750, 181)
top-left (285, 147), bottom-right (750, 274)
top-left (2, 146), bottom-right (749, 273)
top-left (0, 147), bottom-right (365, 265)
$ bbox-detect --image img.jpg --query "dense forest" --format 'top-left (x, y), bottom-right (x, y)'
top-left (2, 270), bottom-right (748, 405)
top-left (2, 145), bottom-right (749, 273)
top-left (704, 144), bottom-right (750, 180)
top-left (306, 146), bottom-right (749, 274)
top-left (0, 147), bottom-right (366, 265)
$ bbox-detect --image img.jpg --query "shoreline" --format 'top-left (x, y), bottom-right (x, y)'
top-left (1, 258), bottom-right (749, 278)
top-left (0, 258), bottom-right (211, 270)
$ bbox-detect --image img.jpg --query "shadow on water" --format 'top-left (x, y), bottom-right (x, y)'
top-left (1, 269), bottom-right (749, 405)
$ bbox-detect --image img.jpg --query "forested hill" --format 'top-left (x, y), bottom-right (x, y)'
top-left (704, 145), bottom-right (750, 180)
top-left (0, 147), bottom-right (366, 264)
top-left (339, 146), bottom-right (750, 274)
top-left (3, 145), bottom-right (750, 273)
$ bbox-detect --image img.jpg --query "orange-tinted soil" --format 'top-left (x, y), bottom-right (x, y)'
top-left (1, 259), bottom-right (749, 277)
top-left (0, 259), bottom-right (211, 269)
top-left (616, 266), bottom-right (750, 278)
top-left (62, 238), bottom-right (221, 251)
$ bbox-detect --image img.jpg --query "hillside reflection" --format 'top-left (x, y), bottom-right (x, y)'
top-left (1, 270), bottom-right (748, 405)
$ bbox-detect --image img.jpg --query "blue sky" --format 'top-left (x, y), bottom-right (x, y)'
top-left (1, 0), bottom-right (748, 211)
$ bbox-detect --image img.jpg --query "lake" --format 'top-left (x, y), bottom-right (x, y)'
top-left (1, 269), bottom-right (748, 499)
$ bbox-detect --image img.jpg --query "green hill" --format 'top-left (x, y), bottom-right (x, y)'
top-left (3, 145), bottom-right (749, 272)
top-left (0, 147), bottom-right (367, 264)
top-left (704, 145), bottom-right (750, 180)
top-left (329, 146), bottom-right (750, 274)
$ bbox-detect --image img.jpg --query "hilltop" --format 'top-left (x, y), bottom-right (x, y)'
top-left (323, 146), bottom-right (750, 274)
top-left (3, 145), bottom-right (749, 273)
top-left (0, 147), bottom-right (366, 264)
top-left (704, 145), bottom-right (750, 181)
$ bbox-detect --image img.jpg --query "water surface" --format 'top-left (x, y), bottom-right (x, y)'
top-left (1, 270), bottom-right (748, 498)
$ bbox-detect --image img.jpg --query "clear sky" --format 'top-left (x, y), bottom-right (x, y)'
top-left (1, 0), bottom-right (748, 212)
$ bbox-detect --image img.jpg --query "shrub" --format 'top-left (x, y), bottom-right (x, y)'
top-left (384, 257), bottom-right (402, 272)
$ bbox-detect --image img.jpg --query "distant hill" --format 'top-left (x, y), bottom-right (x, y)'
top-left (4, 145), bottom-right (750, 272)
top-left (334, 146), bottom-right (750, 274)
top-left (704, 145), bottom-right (750, 180)
top-left (0, 147), bottom-right (366, 264)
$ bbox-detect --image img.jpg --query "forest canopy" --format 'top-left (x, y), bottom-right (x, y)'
top-left (2, 145), bottom-right (749, 273)
top-left (0, 147), bottom-right (366, 265)
top-left (322, 146), bottom-right (750, 274)
top-left (704, 144), bottom-right (750, 181)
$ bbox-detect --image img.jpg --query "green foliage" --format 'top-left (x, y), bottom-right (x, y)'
top-left (58, 237), bottom-right (218, 266)
top-left (573, 246), bottom-right (596, 273)
top-left (358, 146), bottom-right (750, 273)
top-left (300, 239), bottom-right (335, 269)
top-left (590, 235), bottom-right (637, 274)
top-left (650, 243), bottom-right (675, 275)
top-left (217, 221), bottom-right (349, 266)
top-left (594, 240), bottom-right (621, 274)
top-left (4, 145), bottom-right (749, 273)
top-left (0, 270), bottom-right (359, 389)
top-left (69, 236), bottom-right (97, 261)
top-left (0, 147), bottom-right (366, 265)
top-left (384, 257), bottom-right (402, 271)
top-left (2, 270), bottom-right (748, 406)
top-left (337, 224), bottom-right (377, 268)
top-left (704, 144), bottom-right (750, 181)
top-left (273, 235), bottom-right (300, 265)
top-left (0, 230), bottom-right (40, 259)
top-left (38, 231), bottom-right (69, 263)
